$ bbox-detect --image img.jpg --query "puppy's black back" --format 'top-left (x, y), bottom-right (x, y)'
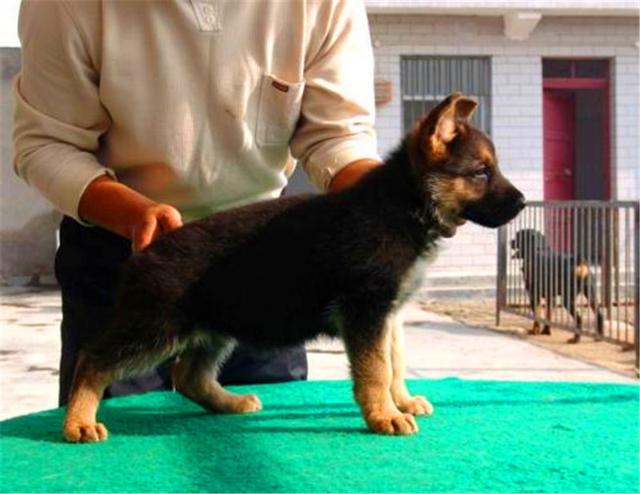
top-left (190, 162), bottom-right (432, 346)
top-left (92, 159), bottom-right (433, 362)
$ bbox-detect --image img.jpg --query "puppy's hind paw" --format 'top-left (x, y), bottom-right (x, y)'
top-left (63, 421), bottom-right (108, 443)
top-left (366, 411), bottom-right (418, 436)
top-left (397, 395), bottom-right (434, 416)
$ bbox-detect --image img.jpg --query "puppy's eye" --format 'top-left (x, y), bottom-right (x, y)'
top-left (472, 166), bottom-right (490, 181)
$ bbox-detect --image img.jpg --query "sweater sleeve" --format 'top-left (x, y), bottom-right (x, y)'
top-left (289, 0), bottom-right (381, 191)
top-left (13, 0), bottom-right (114, 224)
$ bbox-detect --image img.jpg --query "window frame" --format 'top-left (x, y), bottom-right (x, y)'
top-left (400, 55), bottom-right (492, 135)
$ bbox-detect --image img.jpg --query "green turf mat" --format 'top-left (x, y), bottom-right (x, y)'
top-left (0, 379), bottom-right (638, 493)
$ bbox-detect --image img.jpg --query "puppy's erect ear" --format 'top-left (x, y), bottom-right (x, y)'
top-left (412, 92), bottom-right (478, 162)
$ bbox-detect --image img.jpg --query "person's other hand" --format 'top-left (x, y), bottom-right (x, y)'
top-left (329, 159), bottom-right (382, 193)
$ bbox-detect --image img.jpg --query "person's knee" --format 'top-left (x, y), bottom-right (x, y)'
top-left (218, 345), bottom-right (308, 385)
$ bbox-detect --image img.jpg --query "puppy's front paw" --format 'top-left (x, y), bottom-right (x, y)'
top-left (397, 395), bottom-right (434, 416)
top-left (366, 411), bottom-right (418, 435)
top-left (63, 421), bottom-right (108, 443)
top-left (236, 394), bottom-right (262, 413)
top-left (223, 393), bottom-right (262, 414)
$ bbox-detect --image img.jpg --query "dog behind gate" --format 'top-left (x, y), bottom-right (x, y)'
top-left (511, 228), bottom-right (604, 343)
top-left (63, 93), bottom-right (525, 442)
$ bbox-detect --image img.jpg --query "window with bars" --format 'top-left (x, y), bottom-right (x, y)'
top-left (401, 56), bottom-right (492, 135)
top-left (542, 59), bottom-right (609, 79)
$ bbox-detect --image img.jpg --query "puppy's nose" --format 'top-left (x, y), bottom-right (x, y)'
top-left (514, 193), bottom-right (526, 212)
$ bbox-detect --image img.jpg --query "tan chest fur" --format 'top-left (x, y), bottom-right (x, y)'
top-left (395, 247), bottom-right (439, 308)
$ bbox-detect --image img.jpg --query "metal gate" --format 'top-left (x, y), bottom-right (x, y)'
top-left (496, 201), bottom-right (639, 372)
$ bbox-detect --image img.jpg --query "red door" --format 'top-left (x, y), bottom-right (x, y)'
top-left (543, 90), bottom-right (575, 200)
top-left (543, 90), bottom-right (575, 251)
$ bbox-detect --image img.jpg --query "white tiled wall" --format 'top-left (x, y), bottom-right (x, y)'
top-left (613, 56), bottom-right (640, 201)
top-left (369, 14), bottom-right (639, 278)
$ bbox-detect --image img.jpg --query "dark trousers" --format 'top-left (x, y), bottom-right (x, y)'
top-left (55, 217), bottom-right (307, 406)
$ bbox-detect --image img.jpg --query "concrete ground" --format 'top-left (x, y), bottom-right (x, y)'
top-left (424, 297), bottom-right (638, 377)
top-left (1, 287), bottom-right (635, 420)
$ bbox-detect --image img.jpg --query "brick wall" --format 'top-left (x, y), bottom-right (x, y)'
top-left (369, 14), bottom-right (639, 278)
top-left (613, 55), bottom-right (640, 201)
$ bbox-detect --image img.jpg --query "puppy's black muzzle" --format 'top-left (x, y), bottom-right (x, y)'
top-left (463, 177), bottom-right (525, 228)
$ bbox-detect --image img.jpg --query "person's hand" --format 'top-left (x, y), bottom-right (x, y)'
top-left (79, 174), bottom-right (183, 252)
top-left (129, 203), bottom-right (183, 252)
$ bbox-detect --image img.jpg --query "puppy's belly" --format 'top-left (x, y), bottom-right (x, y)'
top-left (207, 316), bottom-right (332, 348)
top-left (196, 300), bottom-right (336, 348)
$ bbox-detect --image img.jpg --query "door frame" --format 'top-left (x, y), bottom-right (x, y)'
top-left (542, 61), bottom-right (611, 200)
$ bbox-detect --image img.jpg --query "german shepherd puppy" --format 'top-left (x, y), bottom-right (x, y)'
top-left (63, 93), bottom-right (525, 442)
top-left (511, 228), bottom-right (604, 343)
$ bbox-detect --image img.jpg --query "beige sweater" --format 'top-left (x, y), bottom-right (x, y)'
top-left (13, 0), bottom-right (379, 223)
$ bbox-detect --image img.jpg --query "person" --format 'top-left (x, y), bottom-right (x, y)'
top-left (13, 0), bottom-right (381, 405)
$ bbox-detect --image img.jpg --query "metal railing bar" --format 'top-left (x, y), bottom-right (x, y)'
top-left (625, 208), bottom-right (630, 344)
top-left (633, 203), bottom-right (639, 373)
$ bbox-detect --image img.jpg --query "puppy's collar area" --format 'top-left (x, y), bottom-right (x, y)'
top-left (407, 206), bottom-right (430, 227)
top-left (432, 211), bottom-right (459, 238)
top-left (406, 200), bottom-right (456, 240)
top-left (380, 136), bottom-right (459, 241)
top-left (425, 183), bottom-right (463, 239)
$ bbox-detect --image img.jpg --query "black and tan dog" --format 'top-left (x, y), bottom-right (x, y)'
top-left (511, 228), bottom-right (604, 343)
top-left (63, 93), bottom-right (525, 442)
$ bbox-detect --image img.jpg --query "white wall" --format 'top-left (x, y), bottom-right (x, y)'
top-left (613, 55), bottom-right (640, 201)
top-left (1, 48), bottom-right (60, 281)
top-left (0, 1), bottom-right (21, 47)
top-left (370, 14), bottom-right (639, 278)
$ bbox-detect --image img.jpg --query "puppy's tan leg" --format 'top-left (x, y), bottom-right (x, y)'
top-left (172, 337), bottom-right (261, 414)
top-left (388, 312), bottom-right (434, 416)
top-left (63, 355), bottom-right (112, 443)
top-left (63, 332), bottom-right (191, 443)
top-left (344, 319), bottom-right (417, 435)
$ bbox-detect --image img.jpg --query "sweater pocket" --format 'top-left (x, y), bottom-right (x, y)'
top-left (255, 74), bottom-right (305, 147)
